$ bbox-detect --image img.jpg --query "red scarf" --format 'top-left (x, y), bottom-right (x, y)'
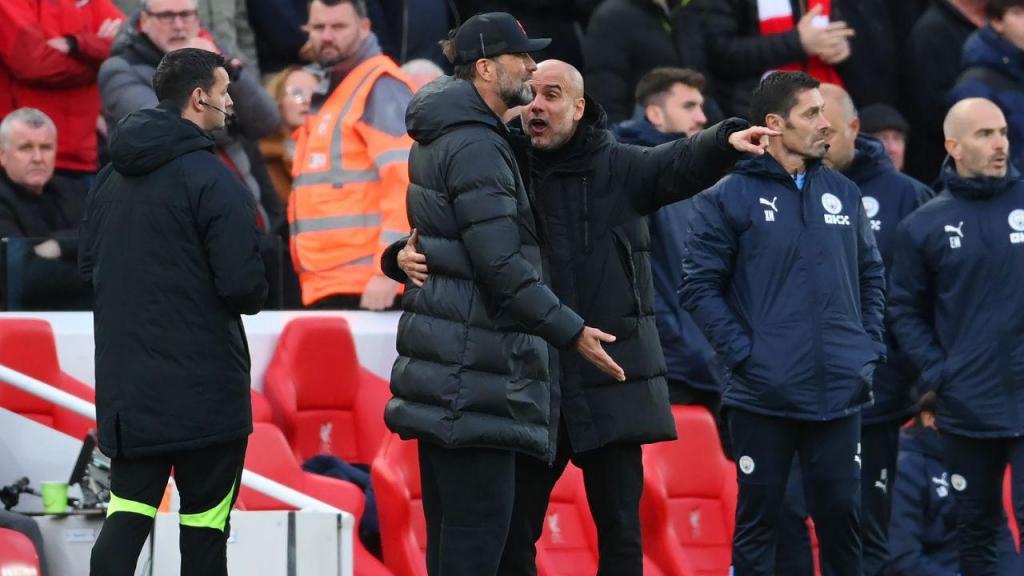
top-left (758, 0), bottom-right (843, 85)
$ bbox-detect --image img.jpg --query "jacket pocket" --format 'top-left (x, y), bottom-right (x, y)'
top-left (612, 228), bottom-right (643, 322)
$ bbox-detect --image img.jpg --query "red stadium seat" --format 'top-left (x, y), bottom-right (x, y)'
top-left (1006, 466), bottom-right (1020, 553)
top-left (239, 422), bottom-right (391, 575)
top-left (251, 388), bottom-right (274, 424)
top-left (0, 318), bottom-right (95, 438)
top-left (0, 527), bottom-right (41, 576)
top-left (371, 434), bottom-right (427, 576)
top-left (641, 405), bottom-right (735, 576)
top-left (264, 317), bottom-right (391, 465)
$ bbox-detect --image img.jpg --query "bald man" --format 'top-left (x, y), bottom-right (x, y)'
top-left (820, 83), bottom-right (934, 576)
top-left (889, 98), bottom-right (1024, 575)
top-left (386, 59), bottom-right (775, 575)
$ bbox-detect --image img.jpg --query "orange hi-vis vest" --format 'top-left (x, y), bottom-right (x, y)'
top-left (289, 55), bottom-right (414, 306)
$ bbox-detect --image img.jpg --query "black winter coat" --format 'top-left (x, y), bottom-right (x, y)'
top-left (889, 164), bottom-right (1024, 438)
top-left (0, 172), bottom-right (90, 309)
top-left (681, 155), bottom-right (887, 420)
top-left (527, 99), bottom-right (745, 453)
top-left (583, 0), bottom-right (709, 123)
top-left (844, 136), bottom-right (934, 423)
top-left (385, 77), bottom-right (585, 461)
top-left (80, 104), bottom-right (268, 458)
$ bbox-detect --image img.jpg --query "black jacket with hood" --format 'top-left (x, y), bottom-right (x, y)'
top-left (384, 77), bottom-right (585, 462)
top-left (80, 103), bottom-right (267, 458)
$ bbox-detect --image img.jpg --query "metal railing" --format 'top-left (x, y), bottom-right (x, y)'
top-left (0, 362), bottom-right (355, 575)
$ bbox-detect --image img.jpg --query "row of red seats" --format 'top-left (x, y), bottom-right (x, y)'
top-left (3, 317), bottom-right (1013, 575)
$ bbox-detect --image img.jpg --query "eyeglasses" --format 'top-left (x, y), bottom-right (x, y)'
top-left (285, 87), bottom-right (312, 105)
top-left (144, 9), bottom-right (199, 24)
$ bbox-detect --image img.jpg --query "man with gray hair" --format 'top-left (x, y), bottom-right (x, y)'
top-left (0, 108), bottom-right (90, 309)
top-left (98, 0), bottom-right (281, 233)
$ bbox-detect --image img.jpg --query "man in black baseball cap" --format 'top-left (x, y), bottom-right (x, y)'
top-left (450, 12), bottom-right (551, 65)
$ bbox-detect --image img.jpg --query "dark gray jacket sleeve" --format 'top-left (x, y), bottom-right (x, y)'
top-left (98, 56), bottom-right (159, 125)
top-left (449, 142), bottom-right (584, 349)
top-left (380, 237), bottom-right (408, 283)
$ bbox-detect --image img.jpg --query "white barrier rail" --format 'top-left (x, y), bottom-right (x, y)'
top-left (0, 362), bottom-right (355, 576)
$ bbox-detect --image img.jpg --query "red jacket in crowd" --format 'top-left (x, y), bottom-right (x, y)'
top-left (0, 0), bottom-right (125, 173)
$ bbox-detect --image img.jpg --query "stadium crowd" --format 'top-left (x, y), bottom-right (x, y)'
top-left (3, 0), bottom-right (1024, 575)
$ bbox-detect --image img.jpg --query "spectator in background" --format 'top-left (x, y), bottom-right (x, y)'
top-left (582, 0), bottom-right (711, 123)
top-left (400, 58), bottom-right (445, 89)
top-left (366, 0), bottom-right (456, 70)
top-left (888, 392), bottom-right (1024, 576)
top-left (859, 103), bottom-right (911, 172)
top-left (260, 66), bottom-right (317, 204)
top-left (0, 0), bottom-right (124, 180)
top-left (98, 0), bottom-right (282, 236)
top-left (950, 0), bottom-right (1024, 174)
top-left (889, 98), bottom-right (1024, 576)
top-left (697, 0), bottom-right (853, 119)
top-left (113, 0), bottom-right (259, 70)
top-left (612, 67), bottom-right (724, 415)
top-left (247, 0), bottom-right (310, 74)
top-left (820, 83), bottom-right (934, 576)
top-left (886, 393), bottom-right (960, 576)
top-left (0, 109), bottom-right (90, 310)
top-left (903, 0), bottom-right (985, 185)
top-left (289, 0), bottom-right (414, 310)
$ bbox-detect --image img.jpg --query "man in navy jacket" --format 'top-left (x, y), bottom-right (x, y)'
top-left (681, 71), bottom-right (886, 576)
top-left (820, 83), bottom-right (935, 576)
top-left (889, 97), bottom-right (1024, 576)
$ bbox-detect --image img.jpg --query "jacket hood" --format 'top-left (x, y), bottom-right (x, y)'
top-left (406, 76), bottom-right (506, 145)
top-left (899, 425), bottom-right (944, 460)
top-left (733, 151), bottom-right (824, 185)
top-left (613, 115), bottom-right (681, 147)
top-left (939, 156), bottom-right (1021, 200)
top-left (962, 25), bottom-right (1024, 81)
top-left (845, 134), bottom-right (894, 183)
top-left (109, 103), bottom-right (215, 176)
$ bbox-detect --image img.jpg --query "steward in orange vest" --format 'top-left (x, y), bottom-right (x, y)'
top-left (291, 12), bottom-right (413, 309)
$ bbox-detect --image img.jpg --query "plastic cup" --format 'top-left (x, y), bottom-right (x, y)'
top-left (41, 481), bottom-right (68, 514)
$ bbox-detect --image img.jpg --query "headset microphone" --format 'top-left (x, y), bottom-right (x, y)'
top-left (199, 100), bottom-right (232, 118)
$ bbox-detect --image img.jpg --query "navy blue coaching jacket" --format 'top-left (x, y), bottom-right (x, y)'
top-left (889, 163), bottom-right (1024, 438)
top-left (845, 135), bottom-right (934, 424)
top-left (681, 153), bottom-right (887, 421)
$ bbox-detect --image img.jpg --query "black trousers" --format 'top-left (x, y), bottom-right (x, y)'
top-left (90, 439), bottom-right (247, 576)
top-left (860, 420), bottom-right (901, 576)
top-left (727, 408), bottom-right (863, 576)
top-left (498, 422), bottom-right (644, 576)
top-left (418, 442), bottom-right (517, 576)
top-left (942, 433), bottom-right (1024, 576)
